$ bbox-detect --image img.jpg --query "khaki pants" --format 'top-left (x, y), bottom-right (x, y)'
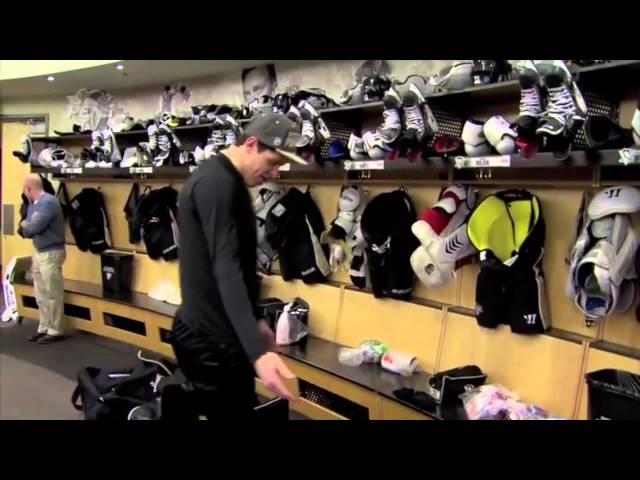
top-left (32, 249), bottom-right (66, 336)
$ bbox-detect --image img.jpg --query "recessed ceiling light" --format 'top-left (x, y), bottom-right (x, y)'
top-left (47, 75), bottom-right (55, 82)
top-left (116, 64), bottom-right (124, 70)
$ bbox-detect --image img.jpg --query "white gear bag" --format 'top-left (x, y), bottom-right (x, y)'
top-left (2, 257), bottom-right (31, 322)
top-left (254, 183), bottom-right (283, 274)
top-left (410, 185), bottom-right (478, 289)
top-left (566, 186), bottom-right (640, 325)
top-left (275, 298), bottom-right (309, 346)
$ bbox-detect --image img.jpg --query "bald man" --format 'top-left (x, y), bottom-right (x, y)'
top-left (20, 174), bottom-right (66, 344)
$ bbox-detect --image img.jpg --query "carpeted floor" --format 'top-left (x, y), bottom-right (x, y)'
top-left (1, 353), bottom-right (84, 420)
top-left (0, 320), bottom-right (144, 420)
top-left (0, 315), bottom-right (307, 420)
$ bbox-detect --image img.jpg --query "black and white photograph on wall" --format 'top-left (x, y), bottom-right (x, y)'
top-left (354, 60), bottom-right (392, 82)
top-left (242, 64), bottom-right (278, 104)
top-left (66, 88), bottom-right (125, 131)
top-left (158, 84), bottom-right (192, 117)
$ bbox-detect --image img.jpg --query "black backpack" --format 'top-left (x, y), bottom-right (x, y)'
top-left (135, 186), bottom-right (179, 261)
top-left (68, 188), bottom-right (112, 254)
top-left (56, 182), bottom-right (70, 220)
top-left (361, 189), bottom-right (419, 300)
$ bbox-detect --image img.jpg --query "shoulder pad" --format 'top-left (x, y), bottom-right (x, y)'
top-left (588, 186), bottom-right (640, 219)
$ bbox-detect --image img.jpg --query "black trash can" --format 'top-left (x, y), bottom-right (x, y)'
top-left (101, 251), bottom-right (134, 293)
top-left (586, 369), bottom-right (640, 420)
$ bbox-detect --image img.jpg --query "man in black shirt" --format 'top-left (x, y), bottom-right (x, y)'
top-left (171, 113), bottom-right (308, 420)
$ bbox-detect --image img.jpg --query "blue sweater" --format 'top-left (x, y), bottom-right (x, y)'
top-left (22, 193), bottom-right (66, 252)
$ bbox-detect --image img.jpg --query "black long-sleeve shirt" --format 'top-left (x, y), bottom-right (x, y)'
top-left (177, 153), bottom-right (265, 364)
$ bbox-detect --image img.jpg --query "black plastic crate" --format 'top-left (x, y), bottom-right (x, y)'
top-left (586, 369), bottom-right (640, 420)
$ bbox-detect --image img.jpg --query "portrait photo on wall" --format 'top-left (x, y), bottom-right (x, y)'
top-left (354, 60), bottom-right (392, 82)
top-left (242, 64), bottom-right (278, 104)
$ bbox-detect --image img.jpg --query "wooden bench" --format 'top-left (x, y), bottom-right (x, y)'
top-left (12, 277), bottom-right (452, 420)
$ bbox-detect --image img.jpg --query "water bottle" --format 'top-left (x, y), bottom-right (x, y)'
top-left (338, 348), bottom-right (364, 367)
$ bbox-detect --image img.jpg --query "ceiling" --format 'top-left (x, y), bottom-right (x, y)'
top-left (0, 60), bottom-right (281, 99)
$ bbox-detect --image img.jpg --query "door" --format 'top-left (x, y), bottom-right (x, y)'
top-left (1, 121), bottom-right (32, 271)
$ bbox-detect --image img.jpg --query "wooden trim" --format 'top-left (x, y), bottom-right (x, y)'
top-left (434, 306), bottom-right (448, 373)
top-left (333, 284), bottom-right (345, 342)
top-left (255, 379), bottom-right (278, 400)
top-left (573, 340), bottom-right (592, 420)
top-left (282, 357), bottom-right (379, 416)
top-left (65, 292), bottom-right (97, 309)
top-left (0, 114), bottom-right (49, 136)
top-left (379, 397), bottom-right (432, 420)
top-left (291, 398), bottom-right (348, 420)
top-left (20, 306), bottom-right (40, 320)
top-left (596, 316), bottom-right (606, 340)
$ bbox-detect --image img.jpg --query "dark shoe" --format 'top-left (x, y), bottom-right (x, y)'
top-left (29, 332), bottom-right (47, 342)
top-left (37, 334), bottom-right (64, 344)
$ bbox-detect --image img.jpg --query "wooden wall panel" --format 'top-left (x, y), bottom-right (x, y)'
top-left (259, 275), bottom-right (341, 342)
top-left (602, 311), bottom-right (640, 352)
top-left (336, 289), bottom-right (444, 374)
top-left (439, 312), bottom-right (584, 419)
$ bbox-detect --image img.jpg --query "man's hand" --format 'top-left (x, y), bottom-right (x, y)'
top-left (254, 352), bottom-right (297, 401)
top-left (19, 220), bottom-right (28, 229)
top-left (257, 319), bottom-right (276, 351)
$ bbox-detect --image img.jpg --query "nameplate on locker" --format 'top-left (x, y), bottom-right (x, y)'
top-left (454, 155), bottom-right (511, 169)
top-left (343, 160), bottom-right (385, 171)
top-left (129, 167), bottom-right (154, 174)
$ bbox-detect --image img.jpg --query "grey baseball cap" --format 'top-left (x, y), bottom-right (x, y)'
top-left (243, 113), bottom-right (309, 165)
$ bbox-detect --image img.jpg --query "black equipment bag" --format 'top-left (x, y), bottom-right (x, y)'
top-left (71, 354), bottom-right (182, 421)
top-left (426, 365), bottom-right (487, 404)
top-left (71, 362), bottom-right (159, 420)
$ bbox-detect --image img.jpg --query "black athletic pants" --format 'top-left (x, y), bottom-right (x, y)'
top-left (168, 315), bottom-right (257, 420)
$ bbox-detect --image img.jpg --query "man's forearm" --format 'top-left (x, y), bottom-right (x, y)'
top-left (22, 206), bottom-right (54, 236)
